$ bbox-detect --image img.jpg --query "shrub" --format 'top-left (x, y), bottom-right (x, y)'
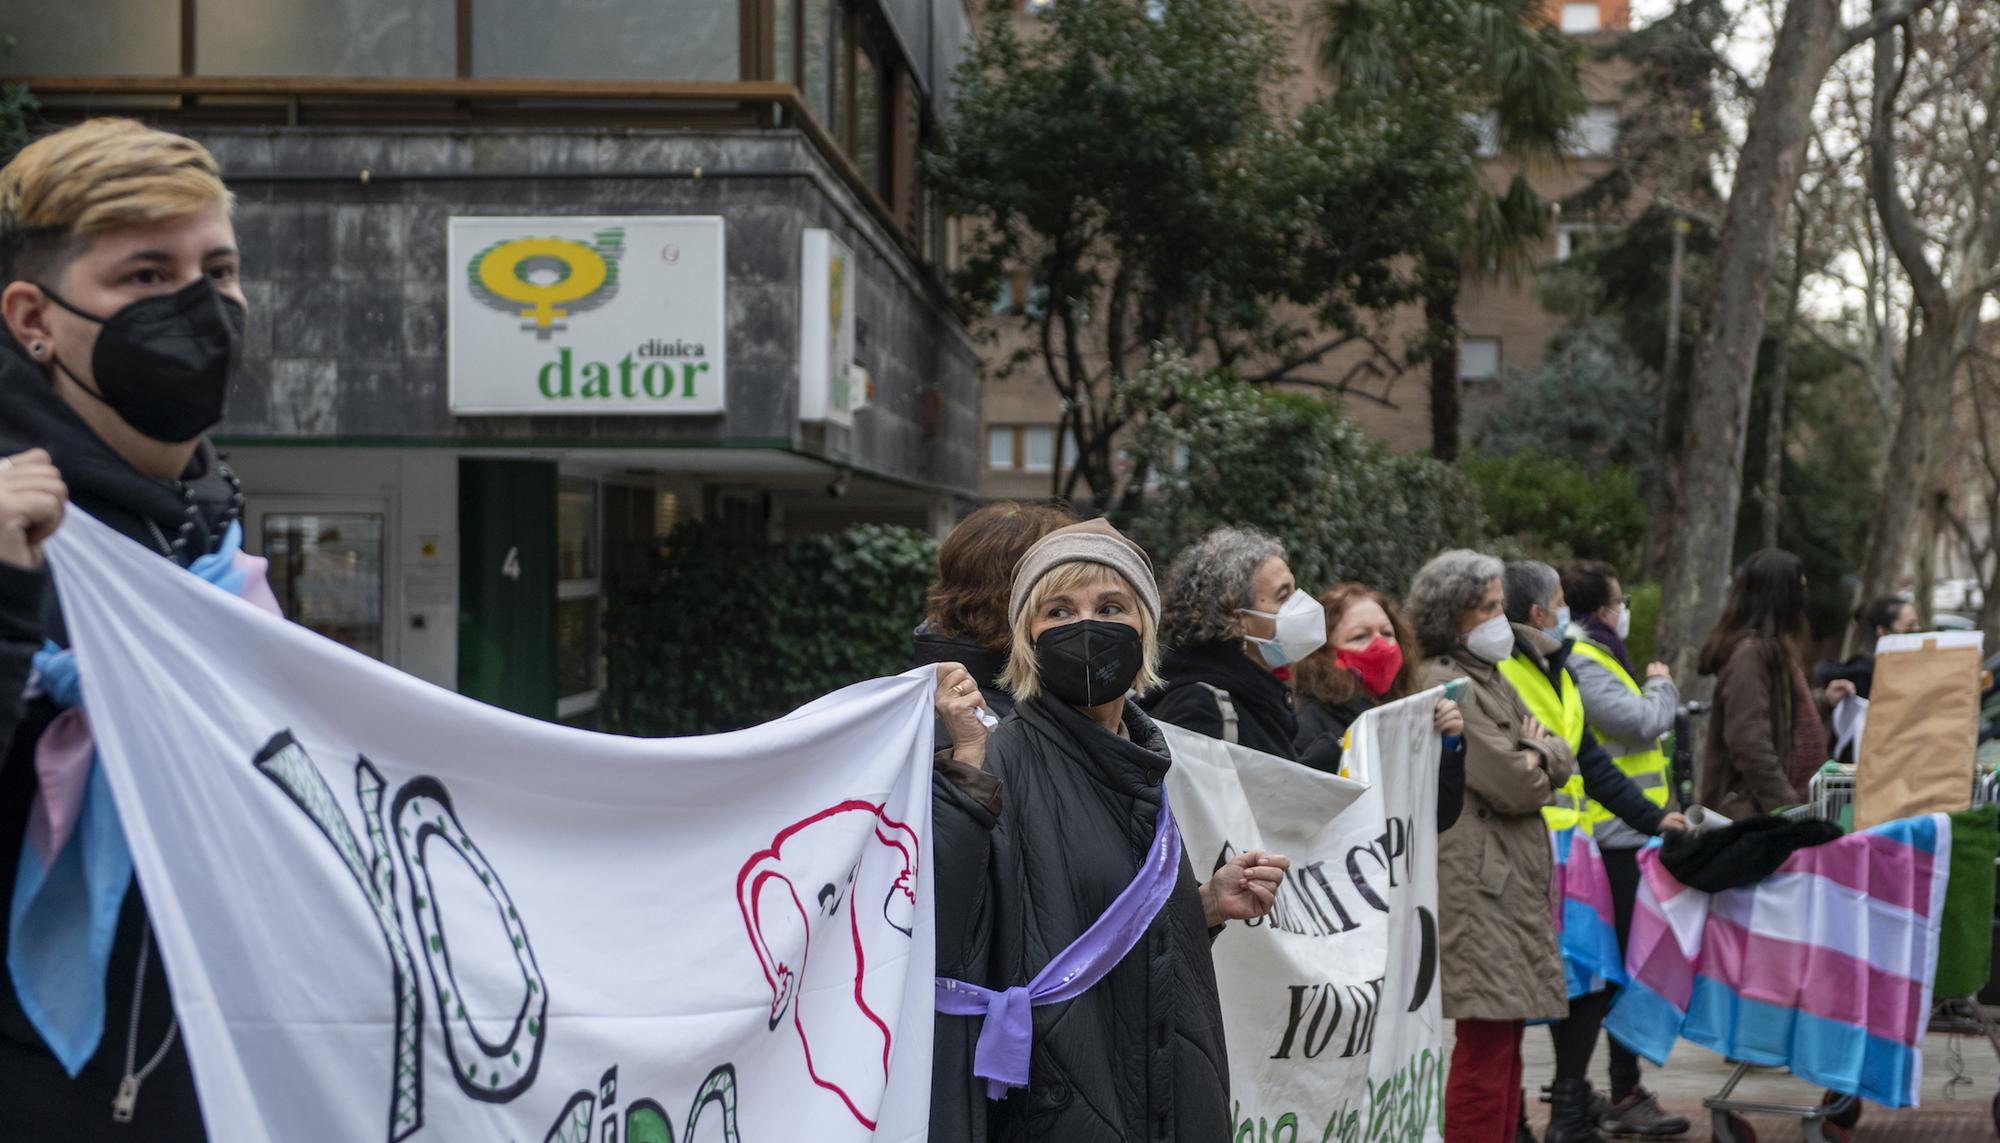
top-left (1123, 366), bottom-right (1484, 596)
top-left (602, 523), bottom-right (939, 736)
top-left (1460, 449), bottom-right (1647, 570)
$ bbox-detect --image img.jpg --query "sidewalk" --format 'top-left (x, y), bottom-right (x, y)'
top-left (1503, 1019), bottom-right (2000, 1140)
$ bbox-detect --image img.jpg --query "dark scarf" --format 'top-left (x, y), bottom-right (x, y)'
top-left (1580, 613), bottom-right (1637, 676)
top-left (1153, 639), bottom-right (1299, 746)
top-left (0, 333), bottom-right (243, 568)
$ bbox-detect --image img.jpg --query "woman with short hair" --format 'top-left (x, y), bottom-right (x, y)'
top-left (1406, 550), bottom-right (1574, 1143)
top-left (1291, 583), bottom-right (1466, 831)
top-left (913, 499), bottom-right (1077, 719)
top-left (1141, 527), bottom-right (1327, 762)
top-left (928, 519), bottom-right (1289, 1141)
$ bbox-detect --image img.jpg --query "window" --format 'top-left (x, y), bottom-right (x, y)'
top-left (854, 43), bottom-right (884, 193)
top-left (1021, 427), bottom-right (1056, 473)
top-left (802, 0), bottom-right (831, 124)
top-left (992, 271), bottom-right (1049, 318)
top-left (262, 513), bottom-right (387, 660)
top-left (556, 479), bottom-right (603, 721)
top-left (471, 0), bottom-right (737, 80)
top-left (200, 0), bottom-right (453, 76)
top-left (1459, 338), bottom-right (1501, 381)
top-left (774, 0), bottom-right (798, 91)
top-left (987, 425), bottom-right (1063, 472)
top-left (1569, 105), bottom-right (1620, 157)
top-left (1560, 3), bottom-right (1601, 33)
top-left (12, 0), bottom-right (181, 75)
top-left (1556, 224), bottom-right (1604, 262)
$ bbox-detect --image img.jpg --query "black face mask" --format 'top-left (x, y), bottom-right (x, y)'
top-left (41, 277), bottom-right (245, 444)
top-left (1034, 619), bottom-right (1145, 708)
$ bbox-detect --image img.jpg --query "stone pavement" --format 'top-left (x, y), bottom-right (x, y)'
top-left (1494, 1017), bottom-right (2000, 1141)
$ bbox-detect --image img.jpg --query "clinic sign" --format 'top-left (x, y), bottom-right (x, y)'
top-left (447, 216), bottom-right (726, 415)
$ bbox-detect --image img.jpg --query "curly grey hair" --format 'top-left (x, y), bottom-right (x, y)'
top-left (1159, 527), bottom-right (1286, 647)
top-left (1406, 549), bottom-right (1506, 659)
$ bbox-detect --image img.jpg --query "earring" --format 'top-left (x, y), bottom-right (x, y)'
top-left (29, 343), bottom-right (44, 358)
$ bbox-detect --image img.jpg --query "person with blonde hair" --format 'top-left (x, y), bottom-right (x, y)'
top-left (928, 519), bottom-right (1289, 1141)
top-left (0, 118), bottom-right (251, 1137)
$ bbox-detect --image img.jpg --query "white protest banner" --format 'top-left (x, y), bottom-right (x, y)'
top-left (44, 508), bottom-right (934, 1143)
top-left (1161, 689), bottom-right (1443, 1143)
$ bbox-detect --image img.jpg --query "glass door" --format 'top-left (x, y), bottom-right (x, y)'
top-left (253, 501), bottom-right (395, 663)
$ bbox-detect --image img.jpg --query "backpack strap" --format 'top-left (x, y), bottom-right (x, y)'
top-left (1195, 682), bottom-right (1240, 745)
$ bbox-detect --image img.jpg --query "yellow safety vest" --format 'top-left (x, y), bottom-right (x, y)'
top-left (1496, 651), bottom-right (1589, 832)
top-left (1567, 639), bottom-right (1673, 829)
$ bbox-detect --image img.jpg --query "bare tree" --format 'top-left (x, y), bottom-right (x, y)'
top-left (1848, 1), bottom-right (2000, 637)
top-left (1652, 0), bottom-right (1939, 681)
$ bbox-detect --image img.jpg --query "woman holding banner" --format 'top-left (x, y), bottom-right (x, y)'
top-left (929, 519), bottom-right (1290, 1141)
top-left (1292, 582), bottom-right (1467, 832)
top-left (1407, 550), bottom-right (1576, 1143)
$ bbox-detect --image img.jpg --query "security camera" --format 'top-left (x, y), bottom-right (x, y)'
top-left (826, 470), bottom-right (852, 499)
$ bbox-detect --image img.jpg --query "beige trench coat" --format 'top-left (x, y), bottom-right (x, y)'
top-left (1418, 629), bottom-right (1576, 1023)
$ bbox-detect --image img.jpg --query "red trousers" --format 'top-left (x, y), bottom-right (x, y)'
top-left (1446, 1018), bottom-right (1525, 1143)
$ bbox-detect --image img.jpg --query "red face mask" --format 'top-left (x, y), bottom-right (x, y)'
top-left (1335, 636), bottom-right (1404, 698)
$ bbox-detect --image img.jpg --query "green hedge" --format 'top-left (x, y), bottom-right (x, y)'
top-left (1460, 449), bottom-right (1647, 571)
top-left (602, 523), bottom-right (939, 737)
top-left (1125, 369), bottom-right (1485, 596)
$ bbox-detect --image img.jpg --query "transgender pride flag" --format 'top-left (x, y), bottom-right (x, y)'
top-left (1551, 826), bottom-right (1625, 998)
top-left (1604, 814), bottom-right (1951, 1108)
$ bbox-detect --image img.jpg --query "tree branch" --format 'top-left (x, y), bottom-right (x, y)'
top-left (1844, 0), bottom-right (1937, 52)
top-left (1867, 17), bottom-right (1951, 317)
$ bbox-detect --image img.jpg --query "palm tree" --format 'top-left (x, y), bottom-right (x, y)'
top-left (1318, 0), bottom-right (1583, 460)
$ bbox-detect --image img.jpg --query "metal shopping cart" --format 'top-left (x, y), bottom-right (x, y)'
top-left (1701, 769), bottom-right (2000, 1141)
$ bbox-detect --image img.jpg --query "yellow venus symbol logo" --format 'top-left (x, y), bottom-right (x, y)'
top-left (467, 230), bottom-right (625, 339)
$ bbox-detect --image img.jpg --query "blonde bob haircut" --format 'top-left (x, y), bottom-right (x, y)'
top-left (1002, 560), bottom-right (1163, 702)
top-left (0, 118), bottom-right (234, 283)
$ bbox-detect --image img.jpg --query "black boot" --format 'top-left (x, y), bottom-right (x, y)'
top-left (1545, 1078), bottom-right (1608, 1143)
top-left (1517, 1091), bottom-right (1538, 1143)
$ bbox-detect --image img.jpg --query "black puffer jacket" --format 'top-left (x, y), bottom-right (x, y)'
top-left (932, 693), bottom-right (1229, 1143)
top-left (1144, 640), bottom-right (1338, 769)
top-left (913, 623), bottom-right (1015, 717)
top-left (0, 332), bottom-right (241, 1141)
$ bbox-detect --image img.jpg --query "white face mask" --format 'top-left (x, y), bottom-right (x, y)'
top-left (1615, 604), bottom-right (1632, 640)
top-left (1243, 591), bottom-right (1328, 668)
top-left (1465, 613), bottom-right (1515, 664)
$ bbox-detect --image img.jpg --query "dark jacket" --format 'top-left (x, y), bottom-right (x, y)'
top-left (1701, 635), bottom-right (1824, 817)
top-left (1294, 693), bottom-right (1467, 832)
top-left (1143, 640), bottom-right (1337, 770)
top-left (1815, 654), bottom-right (1877, 701)
top-left (916, 623), bottom-right (1024, 751)
top-left (913, 623), bottom-right (1016, 721)
top-left (1527, 631), bottom-right (1667, 837)
top-left (0, 333), bottom-right (241, 1141)
top-left (932, 693), bottom-right (1229, 1143)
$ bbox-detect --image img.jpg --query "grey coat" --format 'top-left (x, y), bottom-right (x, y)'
top-left (1567, 647), bottom-right (1678, 850)
top-left (1418, 637), bottom-right (1575, 1024)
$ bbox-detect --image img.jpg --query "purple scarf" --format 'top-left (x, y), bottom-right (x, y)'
top-left (935, 788), bottom-right (1184, 1100)
top-left (1580, 614), bottom-right (1637, 677)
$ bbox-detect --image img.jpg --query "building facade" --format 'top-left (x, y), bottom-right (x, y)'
top-left (979, 0), bottom-right (1641, 501)
top-left (10, 0), bottom-right (981, 724)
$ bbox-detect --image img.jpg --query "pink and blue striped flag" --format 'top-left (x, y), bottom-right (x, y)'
top-left (1551, 826), bottom-right (1625, 998)
top-left (1604, 814), bottom-right (1951, 1108)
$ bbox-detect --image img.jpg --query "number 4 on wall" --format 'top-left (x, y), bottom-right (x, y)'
top-left (501, 547), bottom-right (523, 582)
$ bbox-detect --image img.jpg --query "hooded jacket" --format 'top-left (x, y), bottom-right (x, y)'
top-left (0, 332), bottom-right (242, 1141)
top-left (932, 693), bottom-right (1229, 1142)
